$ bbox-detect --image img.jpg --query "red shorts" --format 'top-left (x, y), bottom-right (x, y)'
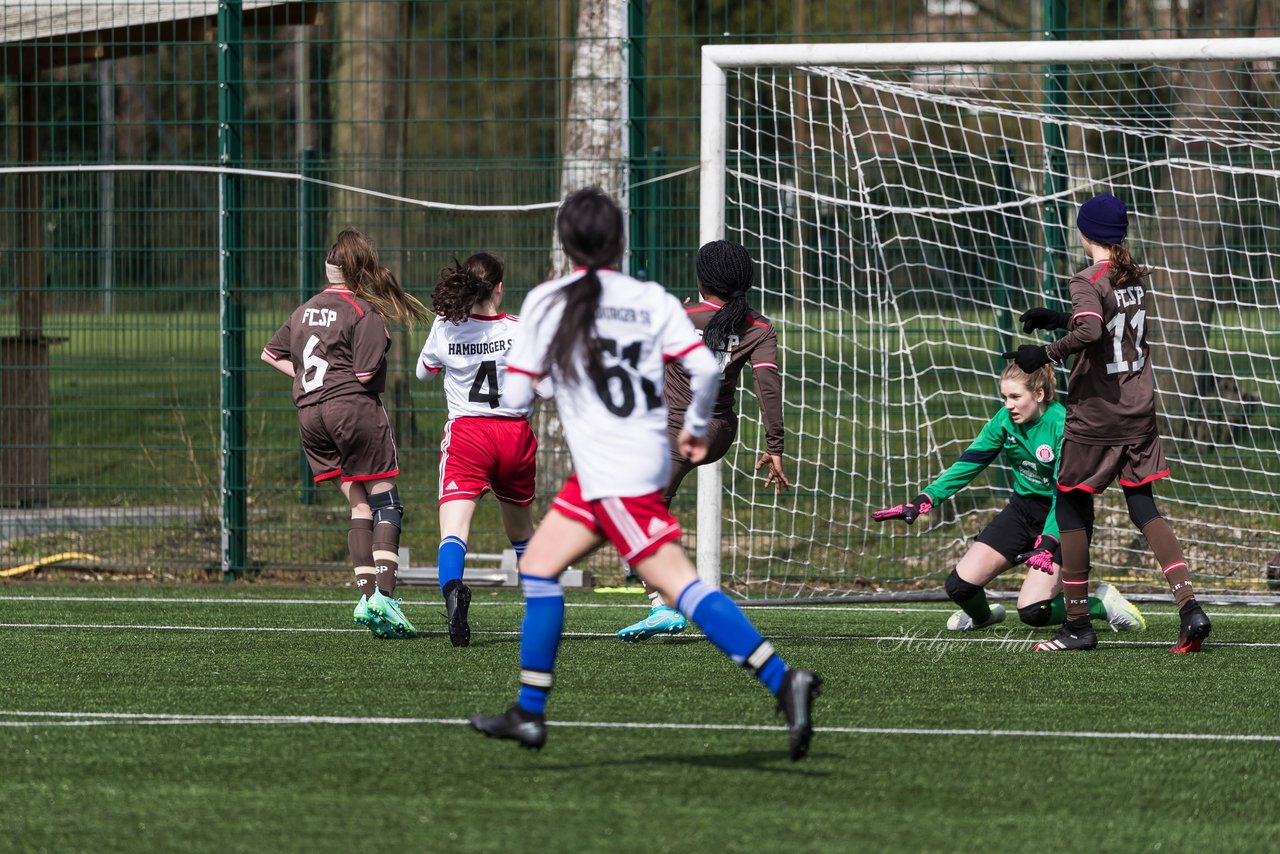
top-left (550, 474), bottom-right (682, 563)
top-left (438, 416), bottom-right (537, 506)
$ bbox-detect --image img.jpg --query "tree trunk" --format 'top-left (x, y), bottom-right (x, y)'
top-left (1151, 0), bottom-right (1259, 435)
top-left (538, 0), bottom-right (629, 522)
top-left (329, 2), bottom-right (415, 440)
top-left (551, 0), bottom-right (627, 276)
top-left (329, 2), bottom-right (405, 233)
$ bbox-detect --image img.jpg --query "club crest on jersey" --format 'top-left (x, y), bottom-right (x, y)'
top-left (1036, 444), bottom-right (1055, 463)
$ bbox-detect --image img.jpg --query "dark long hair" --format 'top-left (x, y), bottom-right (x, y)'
top-left (431, 252), bottom-right (503, 323)
top-left (543, 187), bottom-right (624, 382)
top-left (326, 229), bottom-right (428, 326)
top-left (1105, 243), bottom-right (1150, 290)
top-left (697, 240), bottom-right (755, 353)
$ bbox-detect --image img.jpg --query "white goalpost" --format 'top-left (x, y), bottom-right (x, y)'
top-left (698, 38), bottom-right (1280, 597)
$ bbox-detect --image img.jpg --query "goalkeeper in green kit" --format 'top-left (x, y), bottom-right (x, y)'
top-left (875, 362), bottom-right (1145, 633)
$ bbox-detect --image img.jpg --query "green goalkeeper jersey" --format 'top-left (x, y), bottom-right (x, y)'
top-left (922, 401), bottom-right (1065, 539)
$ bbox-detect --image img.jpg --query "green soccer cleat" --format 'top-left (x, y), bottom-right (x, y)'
top-left (1096, 582), bottom-right (1146, 633)
top-left (367, 590), bottom-right (417, 638)
top-left (617, 605), bottom-right (687, 643)
top-left (353, 595), bottom-right (395, 639)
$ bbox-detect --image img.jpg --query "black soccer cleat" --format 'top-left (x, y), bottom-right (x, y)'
top-left (775, 668), bottom-right (822, 761)
top-left (445, 581), bottom-right (473, 648)
top-left (1033, 619), bottom-right (1099, 651)
top-left (1171, 602), bottom-right (1212, 653)
top-left (469, 706), bottom-right (547, 750)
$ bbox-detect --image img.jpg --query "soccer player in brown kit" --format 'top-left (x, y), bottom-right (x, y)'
top-left (615, 239), bottom-right (792, 641)
top-left (1005, 193), bottom-right (1212, 652)
top-left (262, 228), bottom-right (429, 639)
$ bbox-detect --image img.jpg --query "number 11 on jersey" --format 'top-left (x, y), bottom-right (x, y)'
top-left (1105, 309), bottom-right (1147, 376)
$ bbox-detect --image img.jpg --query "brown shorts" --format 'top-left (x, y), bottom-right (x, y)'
top-left (1056, 434), bottom-right (1169, 494)
top-left (297, 393), bottom-right (399, 483)
top-left (663, 414), bottom-right (737, 505)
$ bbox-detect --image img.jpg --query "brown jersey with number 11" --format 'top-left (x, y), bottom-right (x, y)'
top-left (1044, 259), bottom-right (1157, 445)
top-left (664, 297), bottom-right (784, 456)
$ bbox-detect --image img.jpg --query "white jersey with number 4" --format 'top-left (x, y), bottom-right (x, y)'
top-left (502, 269), bottom-right (719, 500)
top-left (416, 313), bottom-right (529, 419)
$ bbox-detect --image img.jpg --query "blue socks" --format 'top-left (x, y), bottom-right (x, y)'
top-left (441, 537), bottom-right (528, 591)
top-left (511, 538), bottom-right (528, 565)
top-left (516, 573), bottom-right (564, 715)
top-left (437, 536), bottom-right (466, 594)
top-left (677, 580), bottom-right (787, 694)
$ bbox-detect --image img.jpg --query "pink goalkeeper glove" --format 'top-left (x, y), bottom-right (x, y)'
top-left (873, 493), bottom-right (934, 526)
top-left (1015, 534), bottom-right (1060, 575)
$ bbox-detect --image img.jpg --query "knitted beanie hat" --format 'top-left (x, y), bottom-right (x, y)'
top-left (1077, 194), bottom-right (1128, 245)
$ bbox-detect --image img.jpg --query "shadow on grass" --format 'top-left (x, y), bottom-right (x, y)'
top-left (511, 748), bottom-right (835, 777)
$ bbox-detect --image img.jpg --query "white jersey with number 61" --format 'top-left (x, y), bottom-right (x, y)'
top-left (502, 269), bottom-right (718, 501)
top-left (416, 312), bottom-right (530, 419)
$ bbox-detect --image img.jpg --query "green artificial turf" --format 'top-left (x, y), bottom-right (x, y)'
top-left (1, 583), bottom-right (1278, 852)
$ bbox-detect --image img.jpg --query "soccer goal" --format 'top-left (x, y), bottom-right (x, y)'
top-left (697, 38), bottom-right (1280, 598)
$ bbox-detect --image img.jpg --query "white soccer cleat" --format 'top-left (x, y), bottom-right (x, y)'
top-left (945, 603), bottom-right (1006, 631)
top-left (1097, 582), bottom-right (1146, 633)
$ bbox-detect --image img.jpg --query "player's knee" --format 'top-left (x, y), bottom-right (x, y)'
top-left (370, 486), bottom-right (403, 529)
top-left (1124, 485), bottom-right (1161, 529)
top-left (1055, 489), bottom-right (1092, 532)
top-left (944, 569), bottom-right (982, 605)
top-left (1018, 599), bottom-right (1055, 627)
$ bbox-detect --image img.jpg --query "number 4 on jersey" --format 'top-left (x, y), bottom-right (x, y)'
top-left (468, 359), bottom-right (500, 408)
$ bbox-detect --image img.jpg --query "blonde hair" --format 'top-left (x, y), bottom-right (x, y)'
top-left (1001, 361), bottom-right (1057, 402)
top-left (325, 229), bottom-right (428, 327)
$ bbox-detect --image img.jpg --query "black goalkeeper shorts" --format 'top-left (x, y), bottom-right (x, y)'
top-left (974, 493), bottom-right (1052, 564)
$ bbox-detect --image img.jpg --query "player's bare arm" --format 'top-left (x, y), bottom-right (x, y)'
top-left (261, 349), bottom-right (295, 378)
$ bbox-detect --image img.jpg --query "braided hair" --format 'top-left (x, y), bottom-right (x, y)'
top-left (697, 240), bottom-right (755, 353)
top-left (543, 187), bottom-right (624, 383)
top-left (431, 253), bottom-right (503, 323)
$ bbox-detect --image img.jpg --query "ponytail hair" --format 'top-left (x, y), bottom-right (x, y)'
top-left (1104, 242), bottom-right (1150, 290)
top-left (431, 252), bottom-right (503, 323)
top-left (697, 240), bottom-right (755, 353)
top-left (543, 187), bottom-right (624, 383)
top-left (326, 228), bottom-right (428, 326)
top-left (1001, 361), bottom-right (1057, 403)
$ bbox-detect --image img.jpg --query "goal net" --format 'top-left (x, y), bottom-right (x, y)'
top-left (698, 39), bottom-right (1280, 598)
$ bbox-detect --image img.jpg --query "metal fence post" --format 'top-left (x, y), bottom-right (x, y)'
top-left (218, 0), bottom-right (247, 582)
top-left (297, 146), bottom-right (320, 505)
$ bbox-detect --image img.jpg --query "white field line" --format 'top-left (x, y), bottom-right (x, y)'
top-left (0, 709), bottom-right (1277, 743)
top-left (2, 595), bottom-right (1279, 620)
top-left (1, 621), bottom-right (1278, 649)
top-left (0, 594), bottom-right (945, 613)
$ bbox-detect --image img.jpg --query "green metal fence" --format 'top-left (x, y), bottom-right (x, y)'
top-left (0, 1), bottom-right (1274, 589)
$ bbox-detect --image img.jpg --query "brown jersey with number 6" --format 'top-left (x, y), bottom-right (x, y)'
top-left (263, 286), bottom-right (389, 407)
top-left (1044, 260), bottom-right (1157, 445)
